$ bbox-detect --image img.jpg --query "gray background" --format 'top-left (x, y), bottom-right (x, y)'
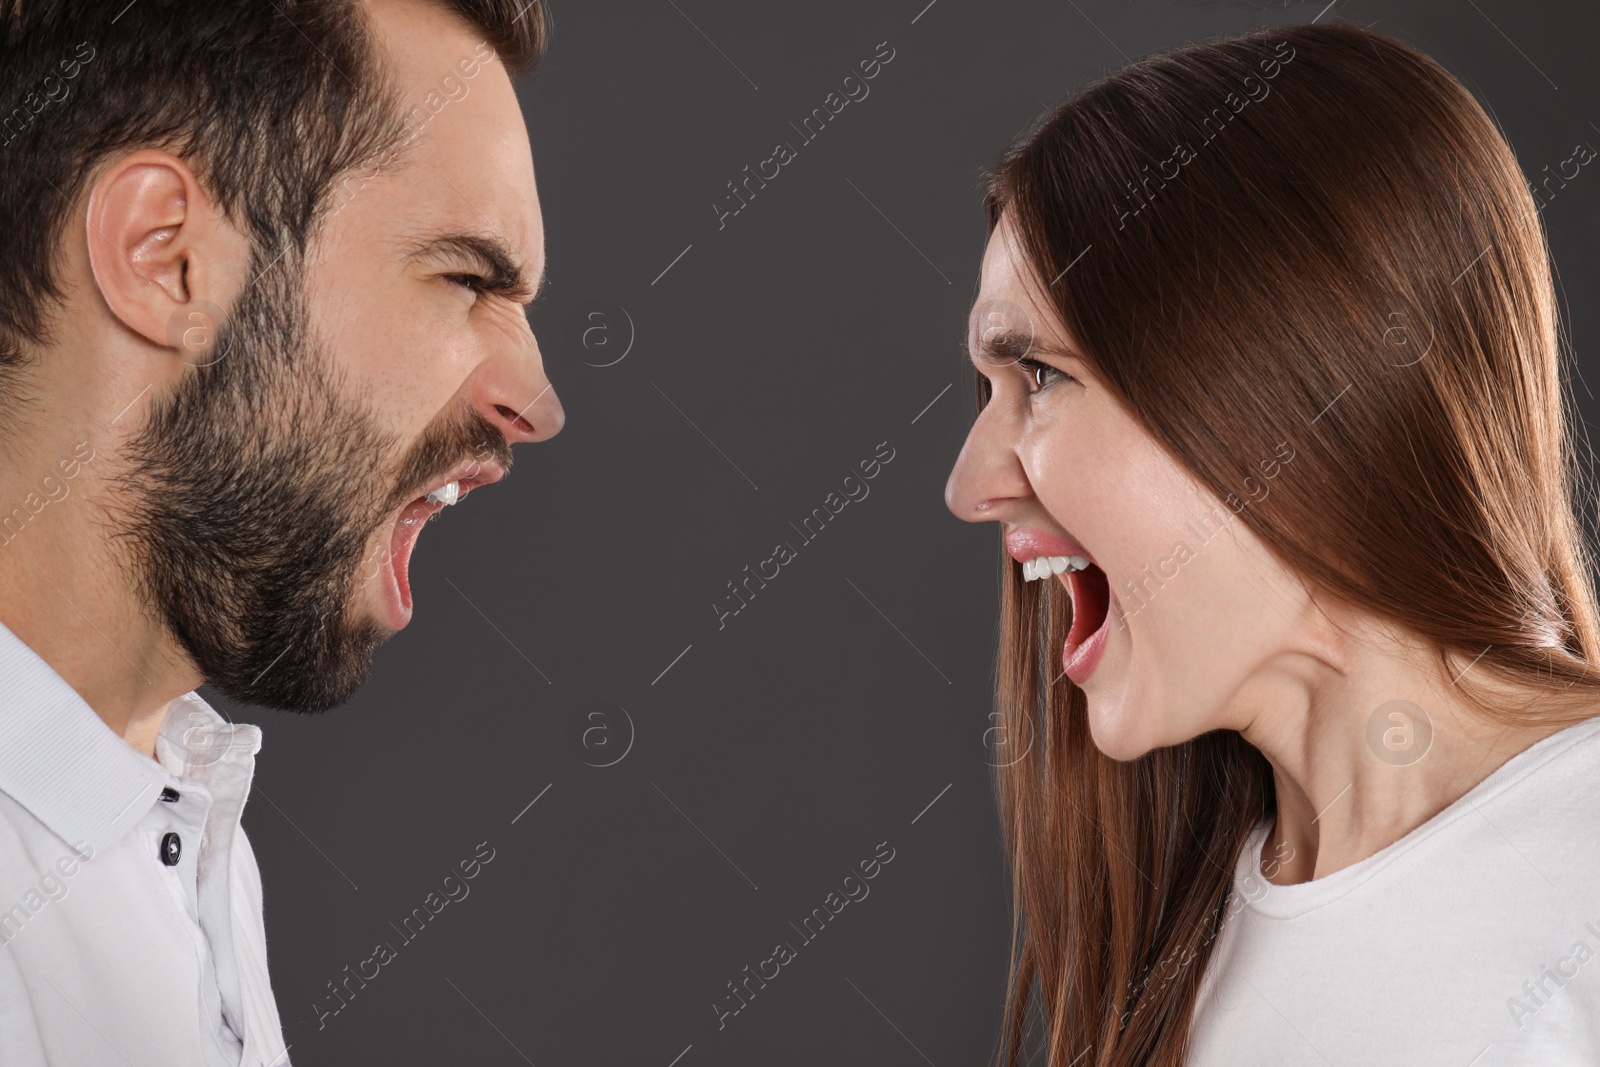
top-left (213, 0), bottom-right (1600, 1063)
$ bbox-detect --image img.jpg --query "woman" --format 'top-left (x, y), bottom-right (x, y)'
top-left (944, 19), bottom-right (1600, 1067)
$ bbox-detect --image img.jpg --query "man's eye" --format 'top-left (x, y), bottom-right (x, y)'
top-left (444, 273), bottom-right (488, 296)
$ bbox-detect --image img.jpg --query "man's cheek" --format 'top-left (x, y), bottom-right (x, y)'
top-left (482, 300), bottom-right (535, 349)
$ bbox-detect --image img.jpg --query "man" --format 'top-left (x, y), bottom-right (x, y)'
top-left (0, 0), bottom-right (562, 1063)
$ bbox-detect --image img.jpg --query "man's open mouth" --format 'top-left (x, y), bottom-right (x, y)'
top-left (387, 493), bottom-right (450, 614)
top-left (379, 461), bottom-right (505, 627)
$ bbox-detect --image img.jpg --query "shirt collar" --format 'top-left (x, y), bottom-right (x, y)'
top-left (0, 615), bottom-right (259, 856)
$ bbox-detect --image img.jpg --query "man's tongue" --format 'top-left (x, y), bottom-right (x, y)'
top-left (387, 497), bottom-right (436, 610)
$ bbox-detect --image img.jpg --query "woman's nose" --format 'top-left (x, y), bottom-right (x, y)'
top-left (945, 403), bottom-right (1030, 522)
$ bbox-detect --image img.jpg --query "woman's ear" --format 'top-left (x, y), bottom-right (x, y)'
top-left (83, 148), bottom-right (247, 358)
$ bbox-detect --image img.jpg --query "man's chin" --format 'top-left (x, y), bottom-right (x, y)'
top-left (203, 615), bottom-right (391, 715)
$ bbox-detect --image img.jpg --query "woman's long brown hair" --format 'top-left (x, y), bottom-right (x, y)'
top-left (979, 20), bottom-right (1600, 1067)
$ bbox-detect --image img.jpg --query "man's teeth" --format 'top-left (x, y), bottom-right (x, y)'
top-left (1022, 554), bottom-right (1092, 581)
top-left (425, 480), bottom-right (460, 507)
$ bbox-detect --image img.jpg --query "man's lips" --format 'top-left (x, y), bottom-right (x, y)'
top-left (1003, 526), bottom-right (1093, 565)
top-left (408, 457), bottom-right (507, 509)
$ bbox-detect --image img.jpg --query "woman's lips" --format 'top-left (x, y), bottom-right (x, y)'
top-left (1003, 526), bottom-right (1112, 684)
top-left (1004, 526), bottom-right (1094, 565)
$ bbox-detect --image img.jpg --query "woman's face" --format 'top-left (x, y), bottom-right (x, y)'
top-left (945, 212), bottom-right (1321, 760)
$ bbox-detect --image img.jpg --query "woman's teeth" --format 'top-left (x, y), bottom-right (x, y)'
top-left (424, 480), bottom-right (461, 507)
top-left (1022, 554), bottom-right (1092, 581)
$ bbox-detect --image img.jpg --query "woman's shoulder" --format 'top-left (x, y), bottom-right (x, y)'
top-left (1350, 713), bottom-right (1600, 895)
top-left (1459, 714), bottom-right (1600, 824)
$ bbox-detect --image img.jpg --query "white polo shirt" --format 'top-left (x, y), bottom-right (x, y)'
top-left (0, 617), bottom-right (291, 1066)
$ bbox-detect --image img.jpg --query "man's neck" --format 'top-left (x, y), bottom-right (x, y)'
top-left (0, 452), bottom-right (198, 759)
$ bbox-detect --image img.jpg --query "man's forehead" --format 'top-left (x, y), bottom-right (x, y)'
top-left (363, 0), bottom-right (485, 76)
top-left (356, 0), bottom-right (545, 293)
top-left (398, 149), bottom-right (543, 269)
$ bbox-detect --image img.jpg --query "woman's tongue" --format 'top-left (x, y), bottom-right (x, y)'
top-left (1065, 562), bottom-right (1110, 652)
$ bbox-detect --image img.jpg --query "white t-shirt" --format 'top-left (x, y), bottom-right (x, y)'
top-left (1187, 714), bottom-right (1600, 1066)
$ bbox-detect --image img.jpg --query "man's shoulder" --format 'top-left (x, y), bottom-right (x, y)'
top-left (232, 820), bottom-right (263, 891)
top-left (0, 790), bottom-right (91, 898)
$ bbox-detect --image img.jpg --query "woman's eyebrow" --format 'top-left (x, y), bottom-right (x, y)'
top-left (970, 326), bottom-right (1072, 365)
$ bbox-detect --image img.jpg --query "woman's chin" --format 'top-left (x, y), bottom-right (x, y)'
top-left (1085, 696), bottom-right (1158, 762)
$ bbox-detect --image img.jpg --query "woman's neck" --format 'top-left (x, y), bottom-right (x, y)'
top-left (1239, 634), bottom-right (1583, 886)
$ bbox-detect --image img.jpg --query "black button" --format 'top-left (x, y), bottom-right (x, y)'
top-left (160, 832), bottom-right (181, 866)
top-left (159, 786), bottom-right (179, 803)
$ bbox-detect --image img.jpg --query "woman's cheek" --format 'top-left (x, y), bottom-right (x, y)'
top-left (1023, 415), bottom-right (1115, 523)
top-left (1019, 415), bottom-right (1075, 489)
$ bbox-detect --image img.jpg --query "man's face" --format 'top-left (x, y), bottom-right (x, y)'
top-left (114, 0), bottom-right (560, 713)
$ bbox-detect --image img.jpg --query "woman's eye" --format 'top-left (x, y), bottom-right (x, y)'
top-left (1017, 356), bottom-right (1072, 391)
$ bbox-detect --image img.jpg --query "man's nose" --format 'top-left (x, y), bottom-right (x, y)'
top-left (470, 334), bottom-right (564, 445)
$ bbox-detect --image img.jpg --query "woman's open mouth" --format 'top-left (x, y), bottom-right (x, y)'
top-left (1023, 553), bottom-right (1112, 684)
top-left (1063, 561), bottom-right (1111, 683)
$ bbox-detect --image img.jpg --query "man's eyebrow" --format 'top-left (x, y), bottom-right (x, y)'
top-left (403, 231), bottom-right (544, 303)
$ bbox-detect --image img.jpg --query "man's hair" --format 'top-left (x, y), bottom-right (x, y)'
top-left (0, 0), bottom-right (547, 376)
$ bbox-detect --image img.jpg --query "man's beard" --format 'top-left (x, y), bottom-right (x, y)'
top-left (111, 243), bottom-right (513, 713)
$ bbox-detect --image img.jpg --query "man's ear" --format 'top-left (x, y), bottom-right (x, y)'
top-left (84, 149), bottom-right (246, 359)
